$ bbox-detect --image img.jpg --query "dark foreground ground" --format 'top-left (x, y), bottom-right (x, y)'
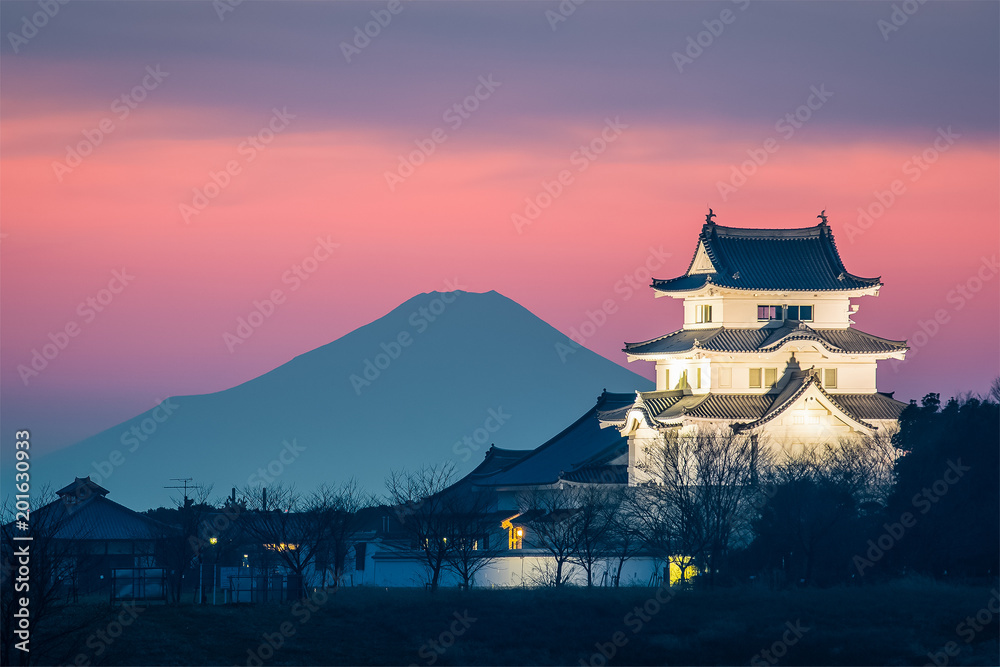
top-left (38, 579), bottom-right (999, 666)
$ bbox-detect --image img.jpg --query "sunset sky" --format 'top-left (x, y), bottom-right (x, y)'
top-left (2, 1), bottom-right (998, 457)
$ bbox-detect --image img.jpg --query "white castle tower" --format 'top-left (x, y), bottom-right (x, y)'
top-left (599, 212), bottom-right (909, 480)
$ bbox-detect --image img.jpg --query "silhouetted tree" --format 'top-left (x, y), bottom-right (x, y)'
top-left (384, 464), bottom-right (458, 591)
top-left (884, 392), bottom-right (999, 578)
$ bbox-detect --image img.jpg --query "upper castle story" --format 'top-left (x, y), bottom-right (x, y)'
top-left (653, 212), bottom-right (882, 330)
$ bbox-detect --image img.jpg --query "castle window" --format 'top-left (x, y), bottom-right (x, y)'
top-left (786, 305), bottom-right (813, 321)
top-left (757, 305), bottom-right (783, 321)
top-left (750, 368), bottom-right (777, 389)
top-left (696, 368), bottom-right (702, 389)
top-left (824, 368), bottom-right (838, 388)
top-left (695, 304), bottom-right (712, 323)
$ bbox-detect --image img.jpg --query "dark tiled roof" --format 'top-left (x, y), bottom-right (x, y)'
top-left (561, 465), bottom-right (628, 485)
top-left (465, 391), bottom-right (634, 488)
top-left (603, 380), bottom-right (904, 433)
top-left (57, 476), bottom-right (110, 498)
top-left (634, 391), bottom-right (772, 423)
top-left (625, 323), bottom-right (907, 356)
top-left (468, 446), bottom-right (533, 477)
top-left (28, 493), bottom-right (174, 542)
top-left (653, 221), bottom-right (881, 293)
top-left (829, 392), bottom-right (908, 421)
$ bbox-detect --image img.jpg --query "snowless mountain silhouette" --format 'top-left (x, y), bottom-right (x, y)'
top-left (35, 290), bottom-right (651, 510)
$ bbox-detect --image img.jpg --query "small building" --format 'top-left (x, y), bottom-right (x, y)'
top-left (16, 477), bottom-right (174, 596)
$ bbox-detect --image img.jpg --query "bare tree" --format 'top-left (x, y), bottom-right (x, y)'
top-left (311, 479), bottom-right (376, 589)
top-left (639, 427), bottom-right (769, 587)
top-left (237, 484), bottom-right (337, 599)
top-left (441, 488), bottom-right (504, 589)
top-left (1, 488), bottom-right (105, 666)
top-left (517, 489), bottom-right (582, 587)
top-left (566, 485), bottom-right (620, 587)
top-left (384, 463), bottom-right (458, 591)
top-left (605, 487), bottom-right (645, 587)
top-left (150, 484), bottom-right (214, 603)
top-left (827, 429), bottom-right (898, 507)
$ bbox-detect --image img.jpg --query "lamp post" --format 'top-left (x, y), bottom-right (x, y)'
top-left (210, 537), bottom-right (219, 605)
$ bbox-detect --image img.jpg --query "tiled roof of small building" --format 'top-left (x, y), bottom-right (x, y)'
top-left (625, 323), bottom-right (907, 356)
top-left (653, 220), bottom-right (881, 293)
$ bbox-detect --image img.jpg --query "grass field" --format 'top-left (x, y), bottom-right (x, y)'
top-left (42, 579), bottom-right (999, 666)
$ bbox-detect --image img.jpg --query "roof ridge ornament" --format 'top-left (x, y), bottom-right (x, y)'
top-left (817, 209), bottom-right (828, 225)
top-left (705, 208), bottom-right (717, 225)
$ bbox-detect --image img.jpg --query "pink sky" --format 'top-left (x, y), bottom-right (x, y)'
top-left (1, 1), bottom-right (997, 455)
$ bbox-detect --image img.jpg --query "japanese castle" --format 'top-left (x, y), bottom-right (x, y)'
top-left (453, 212), bottom-right (909, 504)
top-left (368, 212), bottom-right (910, 586)
top-left (598, 211), bottom-right (909, 480)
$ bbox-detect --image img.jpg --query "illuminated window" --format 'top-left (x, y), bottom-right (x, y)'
top-left (764, 368), bottom-right (777, 388)
top-left (695, 304), bottom-right (712, 323)
top-left (749, 368), bottom-right (762, 388)
top-left (757, 305), bottom-right (783, 320)
top-left (787, 305), bottom-right (813, 321)
top-left (664, 369), bottom-right (669, 389)
top-left (824, 368), bottom-right (838, 388)
top-left (502, 518), bottom-right (523, 550)
top-left (696, 368), bottom-right (702, 389)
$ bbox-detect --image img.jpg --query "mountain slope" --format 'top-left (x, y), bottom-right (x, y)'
top-left (35, 290), bottom-right (651, 509)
